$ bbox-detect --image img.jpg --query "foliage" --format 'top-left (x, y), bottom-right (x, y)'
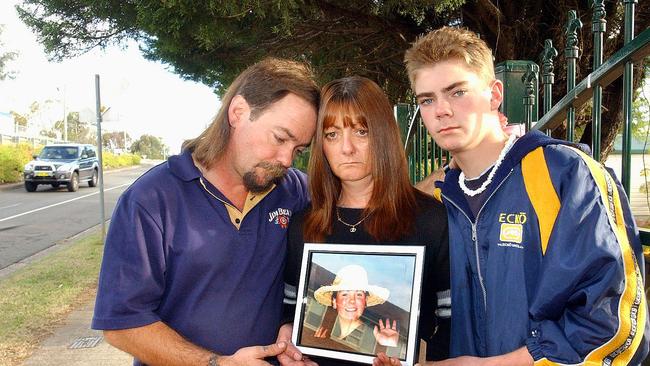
top-left (14, 0), bottom-right (468, 101)
top-left (631, 58), bottom-right (650, 141)
top-left (10, 101), bottom-right (49, 130)
top-left (39, 128), bottom-right (57, 139)
top-left (49, 112), bottom-right (95, 144)
top-left (10, 111), bottom-right (27, 128)
top-left (0, 25), bottom-right (18, 81)
top-left (130, 134), bottom-right (168, 159)
top-left (9, 100), bottom-right (59, 137)
top-left (15, 0), bottom-right (650, 158)
top-left (102, 150), bottom-right (141, 169)
top-left (0, 231), bottom-right (103, 365)
top-left (0, 144), bottom-right (34, 183)
top-left (292, 148), bottom-right (310, 172)
top-left (102, 131), bottom-right (131, 150)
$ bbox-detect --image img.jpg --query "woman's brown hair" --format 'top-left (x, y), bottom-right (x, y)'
top-left (304, 76), bottom-right (417, 242)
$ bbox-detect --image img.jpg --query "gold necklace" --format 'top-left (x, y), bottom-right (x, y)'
top-left (336, 207), bottom-right (371, 233)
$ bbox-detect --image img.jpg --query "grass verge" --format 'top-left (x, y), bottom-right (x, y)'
top-left (0, 231), bottom-right (103, 366)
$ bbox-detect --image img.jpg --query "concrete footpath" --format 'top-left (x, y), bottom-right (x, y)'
top-left (2, 243), bottom-right (130, 365)
top-left (23, 297), bottom-right (132, 366)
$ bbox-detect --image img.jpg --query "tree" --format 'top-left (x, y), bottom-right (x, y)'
top-left (103, 131), bottom-right (131, 150)
top-left (0, 25), bottom-right (18, 81)
top-left (10, 110), bottom-right (28, 131)
top-left (632, 58), bottom-right (650, 141)
top-left (16, 0), bottom-right (650, 159)
top-left (51, 111), bottom-right (95, 144)
top-left (130, 134), bottom-right (168, 159)
top-left (11, 101), bottom-right (46, 134)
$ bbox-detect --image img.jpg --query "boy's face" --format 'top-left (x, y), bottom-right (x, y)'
top-left (413, 59), bottom-right (502, 154)
top-left (333, 290), bottom-right (367, 322)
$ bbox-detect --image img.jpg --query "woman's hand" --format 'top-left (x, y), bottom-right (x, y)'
top-left (373, 352), bottom-right (401, 366)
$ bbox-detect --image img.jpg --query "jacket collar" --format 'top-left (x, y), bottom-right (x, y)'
top-left (437, 130), bottom-right (589, 220)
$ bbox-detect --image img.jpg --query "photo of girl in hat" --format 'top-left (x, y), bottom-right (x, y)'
top-left (313, 264), bottom-right (397, 346)
top-left (298, 252), bottom-right (415, 361)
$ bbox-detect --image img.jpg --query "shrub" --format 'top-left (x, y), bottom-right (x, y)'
top-left (0, 144), bottom-right (35, 183)
top-left (102, 151), bottom-right (141, 169)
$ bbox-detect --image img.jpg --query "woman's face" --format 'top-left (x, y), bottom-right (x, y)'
top-left (322, 118), bottom-right (372, 185)
top-left (333, 290), bottom-right (367, 321)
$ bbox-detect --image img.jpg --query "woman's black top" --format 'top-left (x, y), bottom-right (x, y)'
top-left (283, 191), bottom-right (450, 366)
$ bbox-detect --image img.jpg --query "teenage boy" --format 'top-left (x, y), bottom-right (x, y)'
top-left (377, 26), bottom-right (649, 365)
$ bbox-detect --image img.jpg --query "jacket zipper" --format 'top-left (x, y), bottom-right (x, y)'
top-left (442, 169), bottom-right (514, 310)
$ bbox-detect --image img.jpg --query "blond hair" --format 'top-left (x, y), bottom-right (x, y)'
top-left (184, 57), bottom-right (319, 168)
top-left (404, 27), bottom-right (495, 87)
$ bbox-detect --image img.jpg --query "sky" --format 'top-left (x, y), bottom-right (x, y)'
top-left (0, 0), bottom-right (221, 154)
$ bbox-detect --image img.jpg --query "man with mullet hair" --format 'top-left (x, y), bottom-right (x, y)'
top-left (92, 58), bottom-right (319, 366)
top-left (376, 27), bottom-right (649, 366)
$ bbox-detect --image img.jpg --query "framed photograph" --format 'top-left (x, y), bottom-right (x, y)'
top-left (291, 243), bottom-right (425, 366)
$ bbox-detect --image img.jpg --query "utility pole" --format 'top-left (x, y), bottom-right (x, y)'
top-left (95, 75), bottom-right (107, 243)
top-left (58, 86), bottom-right (67, 141)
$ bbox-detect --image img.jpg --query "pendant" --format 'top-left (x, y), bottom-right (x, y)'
top-left (350, 227), bottom-right (357, 233)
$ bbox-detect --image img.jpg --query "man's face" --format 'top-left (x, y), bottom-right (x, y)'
top-left (322, 120), bottom-right (372, 185)
top-left (231, 93), bottom-right (317, 193)
top-left (333, 290), bottom-right (367, 321)
top-left (413, 59), bottom-right (500, 154)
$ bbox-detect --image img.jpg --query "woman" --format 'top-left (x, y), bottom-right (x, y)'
top-left (283, 76), bottom-right (450, 365)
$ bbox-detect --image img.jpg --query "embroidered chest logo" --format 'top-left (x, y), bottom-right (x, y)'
top-left (498, 212), bottom-right (527, 244)
top-left (268, 207), bottom-right (292, 229)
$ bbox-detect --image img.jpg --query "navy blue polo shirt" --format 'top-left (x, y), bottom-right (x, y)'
top-left (92, 150), bottom-right (309, 364)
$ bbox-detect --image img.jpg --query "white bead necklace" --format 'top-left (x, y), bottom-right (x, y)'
top-left (459, 134), bottom-right (517, 197)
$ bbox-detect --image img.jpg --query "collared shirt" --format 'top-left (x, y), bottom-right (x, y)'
top-left (92, 150), bottom-right (309, 365)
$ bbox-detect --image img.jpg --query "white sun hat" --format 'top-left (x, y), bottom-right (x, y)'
top-left (313, 264), bottom-right (390, 307)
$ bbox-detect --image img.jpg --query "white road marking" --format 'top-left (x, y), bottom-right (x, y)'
top-left (0, 183), bottom-right (131, 223)
top-left (0, 203), bottom-right (21, 210)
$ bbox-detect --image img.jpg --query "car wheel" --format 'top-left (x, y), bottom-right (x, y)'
top-left (88, 169), bottom-right (98, 187)
top-left (25, 182), bottom-right (37, 192)
top-left (51, 183), bottom-right (60, 188)
top-left (67, 172), bottom-right (79, 192)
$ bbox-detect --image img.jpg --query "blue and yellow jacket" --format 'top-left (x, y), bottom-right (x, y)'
top-left (436, 130), bottom-right (649, 364)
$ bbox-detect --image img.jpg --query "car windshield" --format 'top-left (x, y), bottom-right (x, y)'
top-left (39, 146), bottom-right (79, 160)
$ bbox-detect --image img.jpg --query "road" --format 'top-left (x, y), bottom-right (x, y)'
top-left (0, 162), bottom-right (159, 270)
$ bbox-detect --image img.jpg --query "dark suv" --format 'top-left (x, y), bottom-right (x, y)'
top-left (23, 144), bottom-right (99, 192)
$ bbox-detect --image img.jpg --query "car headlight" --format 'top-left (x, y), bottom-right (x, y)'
top-left (56, 163), bottom-right (74, 172)
top-left (24, 163), bottom-right (34, 171)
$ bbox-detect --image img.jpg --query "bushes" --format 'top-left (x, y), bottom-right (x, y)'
top-left (0, 144), bottom-right (34, 184)
top-left (0, 145), bottom-right (141, 184)
top-left (102, 151), bottom-right (141, 169)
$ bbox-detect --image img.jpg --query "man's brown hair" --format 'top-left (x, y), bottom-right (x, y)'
top-left (184, 57), bottom-right (319, 168)
top-left (404, 26), bottom-right (495, 88)
top-left (304, 76), bottom-right (418, 242)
